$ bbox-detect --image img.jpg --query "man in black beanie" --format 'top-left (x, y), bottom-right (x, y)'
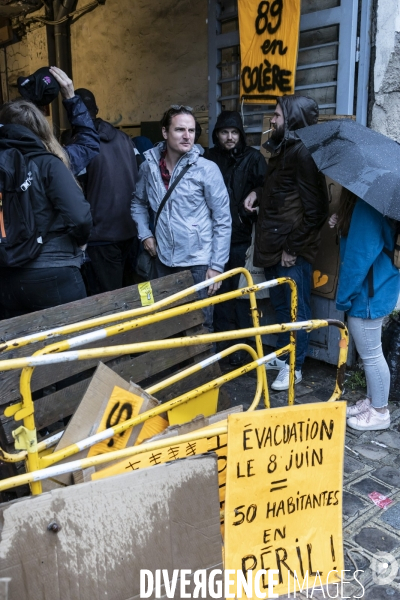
top-left (205, 111), bottom-right (267, 366)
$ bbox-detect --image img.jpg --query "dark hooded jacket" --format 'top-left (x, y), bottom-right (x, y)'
top-left (254, 95), bottom-right (329, 267)
top-left (0, 123), bottom-right (92, 268)
top-left (82, 118), bottom-right (138, 243)
top-left (204, 111), bottom-right (267, 244)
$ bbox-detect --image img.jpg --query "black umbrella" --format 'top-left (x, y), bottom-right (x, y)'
top-left (296, 119), bottom-right (400, 220)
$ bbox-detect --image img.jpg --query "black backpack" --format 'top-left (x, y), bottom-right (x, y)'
top-left (0, 148), bottom-right (44, 267)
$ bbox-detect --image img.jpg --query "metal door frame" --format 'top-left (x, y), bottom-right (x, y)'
top-left (208, 0), bottom-right (372, 140)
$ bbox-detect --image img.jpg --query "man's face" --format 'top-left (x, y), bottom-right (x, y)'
top-left (162, 114), bottom-right (195, 155)
top-left (270, 103), bottom-right (285, 142)
top-left (216, 127), bottom-right (240, 150)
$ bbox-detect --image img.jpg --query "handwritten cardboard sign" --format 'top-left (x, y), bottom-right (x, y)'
top-left (238, 0), bottom-right (301, 103)
top-left (224, 402), bottom-right (346, 596)
top-left (92, 434), bottom-right (209, 478)
top-left (87, 386), bottom-right (144, 456)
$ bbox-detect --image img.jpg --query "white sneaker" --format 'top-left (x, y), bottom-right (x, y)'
top-left (346, 397), bottom-right (371, 417)
top-left (347, 406), bottom-right (390, 431)
top-left (271, 364), bottom-right (302, 391)
top-left (265, 356), bottom-right (287, 371)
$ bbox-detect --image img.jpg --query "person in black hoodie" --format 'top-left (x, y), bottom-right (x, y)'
top-left (74, 88), bottom-right (139, 294)
top-left (0, 99), bottom-right (92, 317)
top-left (205, 111), bottom-right (267, 365)
top-left (245, 95), bottom-right (329, 391)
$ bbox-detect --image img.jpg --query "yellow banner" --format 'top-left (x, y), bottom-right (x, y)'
top-left (224, 402), bottom-right (346, 597)
top-left (238, 0), bottom-right (301, 103)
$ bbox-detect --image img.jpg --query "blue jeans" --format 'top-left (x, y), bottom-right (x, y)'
top-left (155, 259), bottom-right (213, 332)
top-left (213, 242), bottom-right (251, 344)
top-left (347, 316), bottom-right (389, 408)
top-left (264, 257), bottom-right (313, 370)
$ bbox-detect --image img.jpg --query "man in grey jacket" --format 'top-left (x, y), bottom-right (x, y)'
top-left (131, 105), bottom-right (231, 331)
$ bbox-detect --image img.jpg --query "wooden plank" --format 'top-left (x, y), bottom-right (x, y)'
top-left (0, 271), bottom-right (195, 344)
top-left (0, 311), bottom-right (204, 407)
top-left (0, 272), bottom-right (196, 382)
top-left (0, 271), bottom-right (223, 453)
top-left (0, 274), bottom-right (199, 406)
top-left (2, 341), bottom-right (213, 440)
top-left (29, 312), bottom-right (204, 397)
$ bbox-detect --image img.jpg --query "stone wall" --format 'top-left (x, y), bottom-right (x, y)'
top-left (0, 0), bottom-right (208, 132)
top-left (0, 24), bottom-right (47, 102)
top-left (70, 0), bottom-right (208, 127)
top-left (370, 0), bottom-right (400, 141)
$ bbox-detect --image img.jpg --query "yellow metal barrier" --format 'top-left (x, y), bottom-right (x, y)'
top-left (0, 343), bottom-right (264, 464)
top-left (0, 319), bottom-right (348, 494)
top-left (0, 268), bottom-right (296, 356)
top-left (0, 270), bottom-right (348, 495)
top-left (1, 272), bottom-right (298, 494)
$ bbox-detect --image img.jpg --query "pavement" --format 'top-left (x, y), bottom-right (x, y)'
top-left (221, 351), bottom-right (400, 600)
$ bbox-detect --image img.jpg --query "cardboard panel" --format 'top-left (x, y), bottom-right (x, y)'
top-left (0, 456), bottom-right (223, 600)
top-left (311, 177), bottom-right (342, 300)
top-left (51, 363), bottom-right (160, 486)
top-left (56, 362), bottom-right (159, 454)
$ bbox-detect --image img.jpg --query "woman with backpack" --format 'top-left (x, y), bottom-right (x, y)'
top-left (330, 189), bottom-right (400, 431)
top-left (0, 98), bottom-right (92, 317)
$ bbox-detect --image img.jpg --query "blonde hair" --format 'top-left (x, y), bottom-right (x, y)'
top-left (0, 98), bottom-right (70, 169)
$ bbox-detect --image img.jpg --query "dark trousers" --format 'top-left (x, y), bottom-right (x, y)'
top-left (264, 256), bottom-right (313, 370)
top-left (83, 239), bottom-right (134, 295)
top-left (213, 242), bottom-right (251, 345)
top-left (155, 258), bottom-right (213, 332)
top-left (0, 266), bottom-right (86, 318)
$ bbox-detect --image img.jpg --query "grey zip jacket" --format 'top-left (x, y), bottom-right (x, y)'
top-left (131, 142), bottom-right (231, 272)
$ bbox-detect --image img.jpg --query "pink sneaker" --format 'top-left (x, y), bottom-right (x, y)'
top-left (347, 406), bottom-right (390, 431)
top-left (346, 397), bottom-right (371, 417)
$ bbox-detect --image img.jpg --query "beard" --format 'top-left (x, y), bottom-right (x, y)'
top-left (271, 124), bottom-right (284, 142)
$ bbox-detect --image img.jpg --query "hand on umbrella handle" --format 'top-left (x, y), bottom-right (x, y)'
top-left (329, 213), bottom-right (338, 228)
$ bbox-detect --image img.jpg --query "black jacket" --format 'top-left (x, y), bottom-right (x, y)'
top-left (254, 95), bottom-right (329, 267)
top-left (0, 124), bottom-right (92, 268)
top-left (82, 119), bottom-right (138, 243)
top-left (204, 111), bottom-right (267, 244)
